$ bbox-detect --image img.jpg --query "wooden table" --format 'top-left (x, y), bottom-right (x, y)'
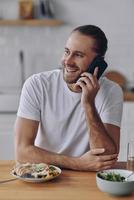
top-left (0, 161), bottom-right (133, 200)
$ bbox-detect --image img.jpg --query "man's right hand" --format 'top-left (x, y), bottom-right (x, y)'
top-left (77, 148), bottom-right (118, 171)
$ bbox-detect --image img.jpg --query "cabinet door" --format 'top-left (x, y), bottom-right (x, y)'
top-left (119, 102), bottom-right (134, 161)
top-left (0, 114), bottom-right (16, 159)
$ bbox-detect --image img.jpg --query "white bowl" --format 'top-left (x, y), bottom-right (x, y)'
top-left (96, 169), bottom-right (134, 196)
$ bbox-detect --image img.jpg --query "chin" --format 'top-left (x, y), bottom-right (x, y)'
top-left (63, 68), bottom-right (80, 84)
top-left (63, 75), bottom-right (78, 84)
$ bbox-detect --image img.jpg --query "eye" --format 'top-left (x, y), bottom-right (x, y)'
top-left (75, 53), bottom-right (84, 58)
top-left (64, 49), bottom-right (70, 55)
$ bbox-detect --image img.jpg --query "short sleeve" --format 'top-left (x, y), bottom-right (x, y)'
top-left (100, 84), bottom-right (123, 127)
top-left (17, 75), bottom-right (42, 121)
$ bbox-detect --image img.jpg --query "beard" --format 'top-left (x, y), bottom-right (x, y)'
top-left (62, 65), bottom-right (81, 84)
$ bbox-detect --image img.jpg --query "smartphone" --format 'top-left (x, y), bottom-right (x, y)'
top-left (87, 56), bottom-right (108, 79)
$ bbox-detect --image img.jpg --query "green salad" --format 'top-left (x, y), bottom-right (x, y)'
top-left (98, 171), bottom-right (125, 182)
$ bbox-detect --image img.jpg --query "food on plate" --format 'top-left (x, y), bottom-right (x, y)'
top-left (12, 163), bottom-right (60, 179)
top-left (98, 171), bottom-right (125, 182)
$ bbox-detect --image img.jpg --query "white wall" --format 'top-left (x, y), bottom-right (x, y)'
top-left (0, 0), bottom-right (134, 92)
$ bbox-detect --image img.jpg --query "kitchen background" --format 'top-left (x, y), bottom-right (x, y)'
top-left (0, 0), bottom-right (134, 160)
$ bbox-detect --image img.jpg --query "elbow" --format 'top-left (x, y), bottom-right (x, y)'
top-left (112, 140), bottom-right (120, 154)
top-left (15, 142), bottom-right (35, 163)
top-left (15, 143), bottom-right (28, 163)
top-left (111, 146), bottom-right (118, 155)
top-left (116, 143), bottom-right (120, 155)
top-left (104, 142), bottom-right (119, 155)
top-left (15, 144), bottom-right (23, 163)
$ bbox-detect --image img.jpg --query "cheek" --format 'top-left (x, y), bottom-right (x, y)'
top-left (80, 61), bottom-right (90, 71)
top-left (61, 55), bottom-right (69, 66)
top-left (61, 56), bottom-right (65, 66)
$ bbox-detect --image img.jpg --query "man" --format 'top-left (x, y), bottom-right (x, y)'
top-left (15, 25), bottom-right (123, 171)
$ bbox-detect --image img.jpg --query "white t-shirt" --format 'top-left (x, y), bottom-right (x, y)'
top-left (17, 69), bottom-right (123, 157)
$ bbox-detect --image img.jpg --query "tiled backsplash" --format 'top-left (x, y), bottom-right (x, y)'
top-left (0, 25), bottom-right (70, 111)
top-left (0, 26), bottom-right (69, 91)
top-left (0, 0), bottom-right (134, 111)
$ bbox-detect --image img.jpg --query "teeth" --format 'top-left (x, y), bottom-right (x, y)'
top-left (66, 68), bottom-right (77, 72)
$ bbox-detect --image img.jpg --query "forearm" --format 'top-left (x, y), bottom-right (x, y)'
top-left (15, 144), bottom-right (80, 170)
top-left (84, 103), bottom-right (117, 154)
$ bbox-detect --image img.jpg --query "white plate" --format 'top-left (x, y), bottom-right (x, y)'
top-left (11, 165), bottom-right (61, 183)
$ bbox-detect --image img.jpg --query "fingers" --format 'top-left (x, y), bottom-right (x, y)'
top-left (81, 72), bottom-right (98, 87)
top-left (76, 77), bottom-right (92, 91)
top-left (90, 148), bottom-right (118, 161)
top-left (100, 159), bottom-right (118, 170)
top-left (90, 148), bottom-right (118, 171)
top-left (103, 157), bottom-right (118, 165)
top-left (79, 149), bottom-right (118, 171)
top-left (91, 158), bottom-right (117, 172)
top-left (77, 75), bottom-right (92, 86)
top-left (76, 76), bottom-right (99, 92)
top-left (94, 156), bottom-right (118, 171)
top-left (99, 153), bottom-right (118, 162)
top-left (93, 67), bottom-right (99, 77)
top-left (76, 80), bottom-right (87, 91)
top-left (80, 72), bottom-right (100, 90)
top-left (76, 67), bottom-right (99, 91)
top-left (90, 148), bottom-right (105, 155)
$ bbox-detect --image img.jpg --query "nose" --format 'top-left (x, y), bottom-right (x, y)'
top-left (65, 54), bottom-right (74, 65)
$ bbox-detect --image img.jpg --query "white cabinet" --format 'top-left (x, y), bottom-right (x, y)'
top-left (0, 114), bottom-right (16, 159)
top-left (119, 102), bottom-right (134, 161)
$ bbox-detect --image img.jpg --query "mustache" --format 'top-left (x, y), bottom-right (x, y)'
top-left (62, 63), bottom-right (79, 69)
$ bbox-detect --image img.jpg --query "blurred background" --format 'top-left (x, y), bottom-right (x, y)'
top-left (0, 0), bottom-right (134, 160)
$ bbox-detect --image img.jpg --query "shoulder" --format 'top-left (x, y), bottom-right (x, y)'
top-left (96, 77), bottom-right (123, 106)
top-left (99, 77), bottom-right (123, 96)
top-left (97, 77), bottom-right (123, 127)
top-left (24, 69), bottom-right (61, 88)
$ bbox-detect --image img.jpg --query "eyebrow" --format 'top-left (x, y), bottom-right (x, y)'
top-left (65, 48), bottom-right (86, 55)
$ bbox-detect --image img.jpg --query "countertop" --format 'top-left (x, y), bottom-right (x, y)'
top-left (0, 161), bottom-right (133, 200)
top-left (124, 91), bottom-right (134, 101)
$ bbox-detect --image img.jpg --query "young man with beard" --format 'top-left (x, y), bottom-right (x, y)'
top-left (15, 25), bottom-right (123, 171)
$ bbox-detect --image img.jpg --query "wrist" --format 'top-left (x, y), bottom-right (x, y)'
top-left (70, 157), bottom-right (83, 171)
top-left (66, 156), bottom-right (82, 171)
top-left (83, 101), bottom-right (95, 113)
top-left (56, 154), bottom-right (81, 171)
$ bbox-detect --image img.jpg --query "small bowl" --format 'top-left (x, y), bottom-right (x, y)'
top-left (96, 169), bottom-right (134, 196)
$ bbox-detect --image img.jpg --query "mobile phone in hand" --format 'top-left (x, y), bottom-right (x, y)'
top-left (87, 56), bottom-right (108, 79)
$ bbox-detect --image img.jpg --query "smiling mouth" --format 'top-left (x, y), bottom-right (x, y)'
top-left (66, 67), bottom-right (79, 73)
top-left (64, 67), bottom-right (81, 83)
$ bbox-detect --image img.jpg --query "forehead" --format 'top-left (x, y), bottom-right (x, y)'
top-left (65, 31), bottom-right (96, 52)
